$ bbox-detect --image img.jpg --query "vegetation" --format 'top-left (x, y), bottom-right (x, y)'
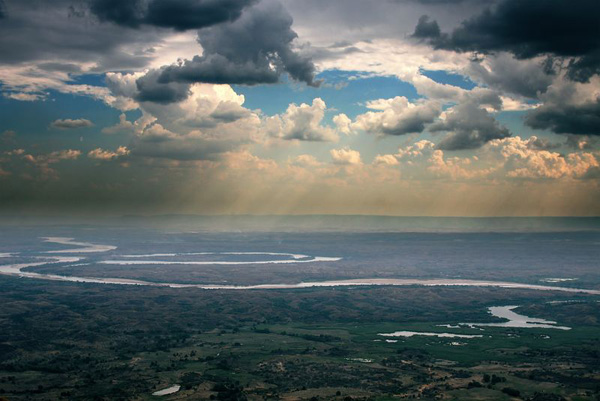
top-left (0, 276), bottom-right (599, 400)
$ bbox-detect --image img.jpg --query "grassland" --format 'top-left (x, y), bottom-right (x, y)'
top-left (0, 276), bottom-right (599, 400)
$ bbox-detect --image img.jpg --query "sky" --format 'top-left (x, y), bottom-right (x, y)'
top-left (0, 0), bottom-right (599, 216)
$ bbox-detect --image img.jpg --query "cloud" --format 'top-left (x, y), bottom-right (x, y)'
top-left (135, 69), bottom-right (191, 104)
top-left (352, 96), bottom-right (441, 136)
top-left (3, 148), bottom-right (24, 158)
top-left (429, 102), bottom-right (511, 150)
top-left (374, 136), bottom-right (599, 181)
top-left (104, 73), bottom-right (270, 161)
top-left (29, 149), bottom-right (81, 162)
top-left (131, 135), bottom-right (231, 161)
top-left (102, 114), bottom-right (135, 135)
top-left (412, 15), bottom-right (441, 39)
top-left (264, 98), bottom-right (337, 142)
top-left (0, 3), bottom-right (212, 106)
top-left (339, 89), bottom-right (507, 149)
top-left (373, 154), bottom-right (399, 166)
top-left (50, 118), bottom-right (94, 130)
top-left (157, 54), bottom-right (282, 86)
top-left (414, 0), bottom-right (600, 82)
top-left (3, 92), bottom-right (45, 101)
top-left (499, 96), bottom-right (539, 112)
top-left (22, 149), bottom-right (82, 179)
top-left (564, 135), bottom-right (598, 150)
top-left (488, 136), bottom-right (599, 179)
top-left (0, 65), bottom-right (136, 110)
top-left (525, 136), bottom-right (561, 151)
top-left (395, 139), bottom-right (436, 160)
top-left (375, 140), bottom-right (486, 180)
top-left (102, 78), bottom-right (263, 161)
top-left (87, 146), bottom-right (130, 160)
top-left (412, 0), bottom-right (473, 4)
top-left (138, 82), bottom-right (259, 137)
top-left (104, 72), bottom-right (147, 110)
top-left (526, 98), bottom-right (600, 136)
top-left (128, 122), bottom-right (249, 161)
top-left (315, 39), bottom-right (473, 100)
top-left (37, 62), bottom-right (83, 74)
top-left (136, 0), bottom-right (318, 102)
top-left (0, 0), bottom-right (160, 69)
top-left (90, 0), bottom-right (256, 31)
top-left (524, 76), bottom-right (600, 136)
top-left (426, 149), bottom-right (482, 179)
top-left (209, 101), bottom-right (252, 124)
top-left (2, 135), bottom-right (598, 215)
top-left (333, 113), bottom-right (352, 135)
top-left (222, 149), bottom-right (277, 171)
top-left (330, 147), bottom-right (362, 165)
top-left (465, 53), bottom-right (554, 99)
top-left (289, 154), bottom-right (322, 167)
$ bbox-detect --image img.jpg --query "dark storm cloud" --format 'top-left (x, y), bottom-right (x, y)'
top-left (89, 0), bottom-right (144, 27)
top-left (413, 0), bottom-right (600, 82)
top-left (176, 0), bottom-right (318, 86)
top-left (90, 0), bottom-right (256, 31)
top-left (566, 51), bottom-right (600, 83)
top-left (411, 0), bottom-right (483, 3)
top-left (135, 70), bottom-right (191, 104)
top-left (0, 0), bottom-right (161, 70)
top-left (135, 0), bottom-right (318, 103)
top-left (411, 15), bottom-right (440, 39)
top-left (525, 98), bottom-right (600, 136)
top-left (158, 54), bottom-right (281, 85)
top-left (429, 102), bottom-right (511, 150)
top-left (0, 0), bottom-right (6, 19)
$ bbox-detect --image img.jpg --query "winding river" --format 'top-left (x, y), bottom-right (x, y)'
top-left (0, 237), bottom-right (599, 294)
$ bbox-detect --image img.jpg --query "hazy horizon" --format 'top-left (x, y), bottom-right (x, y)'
top-left (2, 214), bottom-right (600, 234)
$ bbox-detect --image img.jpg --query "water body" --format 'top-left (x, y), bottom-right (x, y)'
top-left (101, 254), bottom-right (340, 265)
top-left (347, 358), bottom-right (373, 363)
top-left (43, 237), bottom-right (117, 253)
top-left (1, 259), bottom-right (600, 294)
top-left (540, 278), bottom-right (578, 283)
top-left (461, 305), bottom-right (571, 330)
top-left (152, 385), bottom-right (180, 396)
top-left (378, 331), bottom-right (483, 339)
top-left (121, 252), bottom-right (310, 259)
top-left (377, 305), bottom-right (570, 340)
top-left (1, 237), bottom-right (599, 295)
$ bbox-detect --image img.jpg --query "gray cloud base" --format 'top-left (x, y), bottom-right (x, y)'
top-left (526, 99), bottom-right (600, 136)
top-left (90, 0), bottom-right (257, 31)
top-left (414, 0), bottom-right (600, 83)
top-left (430, 103), bottom-right (511, 150)
top-left (135, 0), bottom-right (318, 103)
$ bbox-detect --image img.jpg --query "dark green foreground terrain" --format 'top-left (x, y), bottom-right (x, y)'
top-left (0, 277), bottom-right (599, 401)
